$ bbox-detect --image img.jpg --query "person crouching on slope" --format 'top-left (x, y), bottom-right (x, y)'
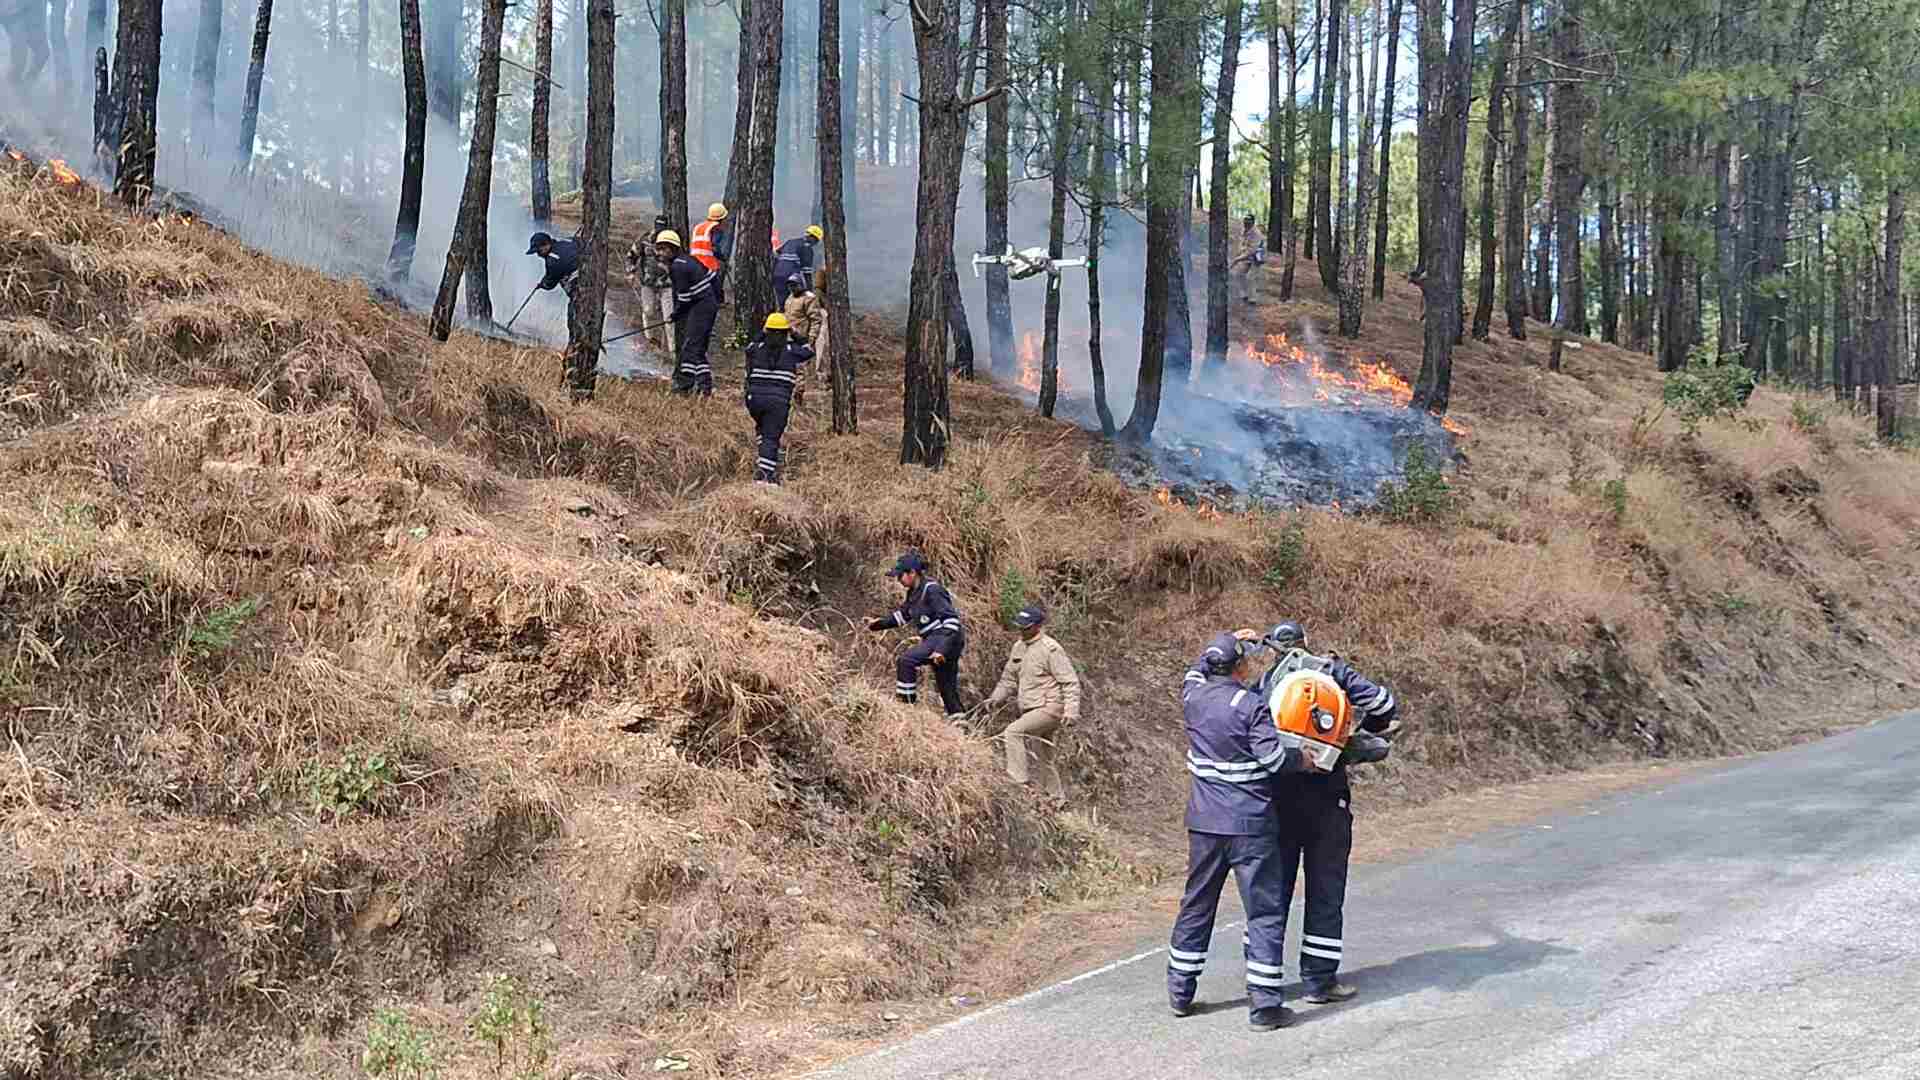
top-left (743, 312), bottom-right (812, 485)
top-left (867, 552), bottom-right (967, 720)
top-left (1167, 629), bottom-right (1324, 1032)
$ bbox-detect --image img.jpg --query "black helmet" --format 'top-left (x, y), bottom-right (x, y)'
top-left (1265, 622), bottom-right (1306, 651)
top-left (1243, 213), bottom-right (1256, 226)
top-left (525, 231), bottom-right (554, 255)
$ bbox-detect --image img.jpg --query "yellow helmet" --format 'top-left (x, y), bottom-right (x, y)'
top-left (707, 202), bottom-right (729, 220)
top-left (655, 229), bottom-right (682, 248)
top-left (764, 312), bottom-right (791, 331)
top-left (806, 225), bottom-right (824, 241)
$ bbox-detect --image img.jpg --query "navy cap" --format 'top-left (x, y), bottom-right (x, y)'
top-left (1201, 631), bottom-right (1247, 675)
top-left (526, 231), bottom-right (554, 254)
top-left (885, 552), bottom-right (928, 579)
top-left (1013, 604), bottom-right (1046, 628)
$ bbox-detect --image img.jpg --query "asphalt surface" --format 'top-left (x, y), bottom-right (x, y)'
top-left (811, 714), bottom-right (1920, 1079)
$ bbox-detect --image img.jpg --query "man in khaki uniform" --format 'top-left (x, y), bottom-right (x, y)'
top-left (981, 603), bottom-right (1081, 800)
top-left (781, 274), bottom-right (830, 388)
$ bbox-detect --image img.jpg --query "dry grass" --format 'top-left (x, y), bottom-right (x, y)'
top-left (4, 153), bottom-right (1920, 1079)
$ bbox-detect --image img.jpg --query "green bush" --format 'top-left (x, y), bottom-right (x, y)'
top-left (471, 974), bottom-right (550, 1080)
top-left (1661, 351), bottom-right (1756, 432)
top-left (306, 750), bottom-right (397, 820)
top-left (1790, 399), bottom-right (1826, 434)
top-left (1260, 517), bottom-right (1308, 589)
top-left (363, 1009), bottom-right (438, 1079)
top-left (188, 598), bottom-right (259, 658)
top-left (1377, 445), bottom-right (1456, 522)
top-left (997, 565), bottom-right (1028, 626)
top-left (1601, 477), bottom-right (1629, 524)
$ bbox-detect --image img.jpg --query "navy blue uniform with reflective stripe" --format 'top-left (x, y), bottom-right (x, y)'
top-left (1257, 650), bottom-right (1400, 992)
top-left (887, 580), bottom-right (966, 714)
top-left (1167, 634), bottom-right (1297, 1014)
top-left (668, 253), bottom-right (719, 395)
top-left (743, 335), bottom-right (812, 483)
top-left (536, 238), bottom-right (580, 291)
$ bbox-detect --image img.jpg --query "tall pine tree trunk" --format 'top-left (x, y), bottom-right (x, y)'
top-left (1122, 0), bottom-right (1200, 444)
top-left (984, 0), bottom-right (1014, 377)
top-left (1305, 0), bottom-right (1320, 261)
top-left (819, 0), bottom-right (857, 433)
top-left (1371, 0), bottom-right (1403, 298)
top-left (1041, 48), bottom-right (1076, 416)
top-left (190, 0), bottom-right (221, 153)
top-left (236, 0), bottom-right (272, 172)
top-left (87, 0), bottom-right (109, 98)
top-left (531, 0), bottom-right (553, 224)
top-left (388, 0), bottom-right (429, 279)
top-left (1598, 166), bottom-right (1619, 343)
top-left (1547, 0), bottom-right (1586, 372)
top-left (110, 0), bottom-right (163, 207)
top-left (660, 0), bottom-right (689, 235)
top-left (1338, 0), bottom-right (1376, 337)
top-left (724, 0), bottom-right (754, 207)
top-left (1471, 0), bottom-right (1516, 341)
top-left (1313, 0), bottom-right (1342, 294)
top-left (944, 0), bottom-right (981, 382)
top-left (1410, 0), bottom-right (1475, 414)
top-left (1881, 175), bottom-right (1904, 440)
top-left (736, 0), bottom-right (783, 335)
top-left (562, 0), bottom-right (615, 398)
top-left (1205, 0), bottom-right (1243, 365)
top-left (1084, 0), bottom-right (1117, 438)
top-left (1532, 81), bottom-right (1554, 319)
top-left (430, 0), bottom-right (507, 337)
top-left (1266, 0), bottom-right (1284, 256)
top-left (1280, 20), bottom-right (1299, 299)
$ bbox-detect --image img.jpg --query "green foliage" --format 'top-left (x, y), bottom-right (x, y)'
top-left (471, 974), bottom-right (550, 1080)
top-left (997, 565), bottom-right (1029, 627)
top-left (363, 1009), bottom-right (438, 1080)
top-left (1602, 478), bottom-right (1630, 524)
top-left (1376, 445), bottom-right (1456, 522)
top-left (1662, 349), bottom-right (1756, 432)
top-left (306, 750), bottom-right (397, 820)
top-left (188, 598), bottom-right (259, 658)
top-left (1712, 591), bottom-right (1754, 617)
top-left (1790, 399), bottom-right (1827, 434)
top-left (1260, 516), bottom-right (1309, 589)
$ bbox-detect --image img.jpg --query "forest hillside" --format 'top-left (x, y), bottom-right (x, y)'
top-left (3, 152), bottom-right (1919, 1080)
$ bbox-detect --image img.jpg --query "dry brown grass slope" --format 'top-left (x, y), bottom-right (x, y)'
top-left (3, 155), bottom-right (1919, 1080)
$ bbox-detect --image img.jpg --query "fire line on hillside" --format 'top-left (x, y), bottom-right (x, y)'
top-left (1006, 329), bottom-right (1466, 511)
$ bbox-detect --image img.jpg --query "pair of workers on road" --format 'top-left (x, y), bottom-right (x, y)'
top-left (1168, 624), bottom-right (1399, 1031)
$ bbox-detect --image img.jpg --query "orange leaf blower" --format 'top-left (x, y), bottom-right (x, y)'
top-left (1267, 667), bottom-right (1354, 772)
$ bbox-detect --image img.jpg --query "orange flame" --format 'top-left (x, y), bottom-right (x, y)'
top-left (1439, 414), bottom-right (1471, 436)
top-left (1234, 333), bottom-right (1416, 409)
top-left (1017, 333), bottom-right (1042, 394)
top-left (3, 148), bottom-right (25, 163)
top-left (47, 158), bottom-right (81, 186)
top-left (1152, 486), bottom-right (1223, 520)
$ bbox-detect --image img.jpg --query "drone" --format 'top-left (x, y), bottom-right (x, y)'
top-left (971, 246), bottom-right (1090, 291)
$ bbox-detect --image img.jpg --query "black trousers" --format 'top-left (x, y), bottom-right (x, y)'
top-left (1166, 831), bottom-right (1288, 1012)
top-left (673, 297), bottom-right (718, 395)
top-left (896, 634), bottom-right (965, 714)
top-left (747, 395), bottom-right (790, 483)
top-left (1275, 784), bottom-right (1354, 990)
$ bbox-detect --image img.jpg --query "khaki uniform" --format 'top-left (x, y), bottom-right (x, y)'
top-left (627, 237), bottom-right (675, 351)
top-left (782, 289), bottom-right (830, 386)
top-left (1232, 223), bottom-right (1266, 304)
top-left (986, 632), bottom-right (1082, 797)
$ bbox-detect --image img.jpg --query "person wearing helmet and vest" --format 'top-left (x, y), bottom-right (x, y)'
top-left (979, 601), bottom-right (1080, 802)
top-left (626, 214), bottom-right (677, 351)
top-left (867, 553), bottom-right (967, 719)
top-left (773, 225), bottom-right (824, 306)
top-left (1168, 629), bottom-right (1322, 1031)
top-left (743, 311), bottom-right (812, 484)
top-left (663, 228), bottom-right (720, 396)
top-left (781, 273), bottom-right (829, 390)
top-left (690, 203), bottom-right (734, 299)
top-left (1254, 621), bottom-right (1400, 1005)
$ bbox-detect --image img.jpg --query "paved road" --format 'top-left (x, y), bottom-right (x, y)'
top-left (811, 715), bottom-right (1920, 1079)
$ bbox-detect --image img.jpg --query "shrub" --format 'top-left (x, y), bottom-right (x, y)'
top-left (1601, 477), bottom-right (1629, 524)
top-left (306, 750), bottom-right (397, 820)
top-left (1260, 517), bottom-right (1308, 589)
top-left (363, 1009), bottom-right (438, 1080)
top-left (1377, 445), bottom-right (1455, 522)
top-left (997, 565), bottom-right (1028, 626)
top-left (471, 974), bottom-right (550, 1080)
top-left (1790, 399), bottom-right (1826, 434)
top-left (1661, 350), bottom-right (1756, 432)
top-left (187, 597), bottom-right (259, 658)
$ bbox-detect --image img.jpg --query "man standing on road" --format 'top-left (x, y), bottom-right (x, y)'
top-left (979, 602), bottom-right (1080, 802)
top-left (1168, 630), bottom-right (1321, 1032)
top-left (1257, 621), bottom-right (1400, 1004)
top-left (664, 229), bottom-right (720, 396)
top-left (868, 553), bottom-right (967, 720)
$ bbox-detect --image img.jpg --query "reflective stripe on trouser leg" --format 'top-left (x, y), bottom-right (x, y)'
top-left (1227, 832), bottom-right (1289, 1011)
top-left (1168, 832), bottom-right (1234, 1006)
top-left (749, 398), bottom-right (788, 483)
top-left (899, 635), bottom-right (966, 715)
top-left (1296, 796), bottom-right (1353, 989)
top-left (674, 298), bottom-right (718, 394)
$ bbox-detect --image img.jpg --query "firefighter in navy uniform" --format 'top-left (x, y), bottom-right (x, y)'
top-left (867, 553), bottom-right (967, 719)
top-left (1167, 630), bottom-right (1321, 1032)
top-left (742, 312), bottom-right (812, 484)
top-left (663, 229), bottom-right (720, 396)
top-left (1256, 621), bottom-right (1400, 1004)
top-left (772, 225), bottom-right (824, 305)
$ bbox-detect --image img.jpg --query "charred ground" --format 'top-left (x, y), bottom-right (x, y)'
top-left (3, 157), bottom-right (1919, 1079)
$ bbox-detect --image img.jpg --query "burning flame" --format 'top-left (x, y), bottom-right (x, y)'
top-left (3, 148), bottom-right (24, 163)
top-left (1152, 486), bottom-right (1222, 521)
top-left (48, 159), bottom-right (81, 186)
top-left (1017, 333), bottom-right (1042, 394)
top-left (1439, 415), bottom-right (1471, 436)
top-left (1236, 333), bottom-right (1415, 408)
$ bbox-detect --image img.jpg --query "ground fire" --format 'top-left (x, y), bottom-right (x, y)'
top-left (1003, 327), bottom-right (1465, 510)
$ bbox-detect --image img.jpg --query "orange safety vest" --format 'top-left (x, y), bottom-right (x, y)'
top-left (690, 220), bottom-right (722, 271)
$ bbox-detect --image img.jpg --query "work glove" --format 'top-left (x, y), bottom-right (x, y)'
top-left (1339, 729), bottom-right (1393, 767)
top-left (867, 616), bottom-right (895, 632)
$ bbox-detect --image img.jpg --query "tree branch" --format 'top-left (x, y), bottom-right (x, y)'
top-left (959, 84), bottom-right (1006, 110)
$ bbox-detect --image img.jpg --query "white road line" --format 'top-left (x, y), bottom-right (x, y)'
top-left (803, 918), bottom-right (1249, 1076)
